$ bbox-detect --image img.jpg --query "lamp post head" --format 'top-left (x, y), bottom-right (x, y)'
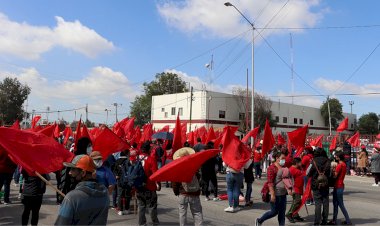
top-left (224, 2), bottom-right (233, 7)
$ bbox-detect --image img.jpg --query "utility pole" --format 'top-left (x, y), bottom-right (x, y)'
top-left (189, 86), bottom-right (194, 131)
top-left (113, 103), bottom-right (122, 122)
top-left (58, 111), bottom-right (60, 121)
top-left (46, 106), bottom-right (50, 123)
top-left (105, 109), bottom-right (111, 125)
top-left (246, 68), bottom-right (249, 132)
top-left (327, 96), bottom-right (332, 135)
top-left (349, 101), bottom-right (354, 114)
top-left (85, 104), bottom-right (88, 123)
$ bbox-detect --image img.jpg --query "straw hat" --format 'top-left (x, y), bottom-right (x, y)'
top-left (173, 147), bottom-right (195, 160)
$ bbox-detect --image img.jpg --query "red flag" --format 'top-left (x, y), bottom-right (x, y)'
top-left (92, 126), bottom-right (130, 159)
top-left (188, 131), bottom-right (195, 146)
top-left (337, 117), bottom-right (348, 132)
top-left (31, 115), bottom-right (41, 129)
top-left (159, 125), bottom-right (170, 133)
top-left (63, 126), bottom-right (73, 146)
top-left (140, 124), bottom-right (153, 143)
top-left (74, 120), bottom-right (82, 146)
top-left (242, 126), bottom-right (259, 143)
top-left (131, 126), bottom-right (141, 145)
top-left (0, 128), bottom-right (74, 175)
top-left (329, 135), bottom-right (338, 151)
top-left (310, 134), bottom-right (324, 148)
top-left (124, 117), bottom-right (135, 139)
top-left (172, 115), bottom-right (182, 153)
top-left (221, 127), bottom-right (251, 172)
top-left (262, 119), bottom-right (275, 156)
top-left (288, 125), bottom-right (308, 156)
top-left (38, 124), bottom-right (56, 137)
top-left (181, 123), bottom-right (187, 145)
top-left (293, 178), bottom-right (312, 217)
top-left (150, 149), bottom-right (220, 183)
top-left (11, 120), bottom-right (20, 130)
top-left (206, 127), bottom-right (216, 143)
top-left (54, 123), bottom-right (60, 138)
top-left (347, 131), bottom-right (360, 147)
top-left (81, 124), bottom-right (93, 141)
top-left (277, 134), bottom-right (286, 146)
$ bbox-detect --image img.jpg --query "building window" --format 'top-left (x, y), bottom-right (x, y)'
top-left (294, 118), bottom-right (298, 124)
top-left (161, 108), bottom-right (165, 112)
top-left (283, 117), bottom-right (287, 123)
top-left (178, 107), bottom-right (183, 116)
top-left (351, 123), bottom-right (353, 129)
top-left (310, 120), bottom-right (314, 125)
top-left (300, 119), bottom-right (303, 124)
top-left (219, 110), bottom-right (226, 119)
top-left (275, 116), bottom-right (279, 122)
top-left (164, 112), bottom-right (168, 118)
top-left (239, 113), bottom-right (245, 120)
top-left (171, 107), bottom-right (176, 115)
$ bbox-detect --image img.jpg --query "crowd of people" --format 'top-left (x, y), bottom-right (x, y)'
top-left (1, 131), bottom-right (380, 226)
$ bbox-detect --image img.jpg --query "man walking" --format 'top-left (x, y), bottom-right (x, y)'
top-left (55, 155), bottom-right (109, 225)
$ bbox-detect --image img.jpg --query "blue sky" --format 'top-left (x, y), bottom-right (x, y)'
top-left (0, 0), bottom-right (379, 124)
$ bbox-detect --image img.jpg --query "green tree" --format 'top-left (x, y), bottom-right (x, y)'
top-left (358, 112), bottom-right (379, 134)
top-left (232, 87), bottom-right (276, 132)
top-left (130, 72), bottom-right (189, 126)
top-left (0, 77), bottom-right (31, 125)
top-left (320, 98), bottom-right (344, 129)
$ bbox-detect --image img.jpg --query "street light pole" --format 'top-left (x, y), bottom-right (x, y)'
top-left (105, 109), bottom-right (111, 125)
top-left (349, 101), bottom-right (354, 114)
top-left (225, 2), bottom-right (255, 133)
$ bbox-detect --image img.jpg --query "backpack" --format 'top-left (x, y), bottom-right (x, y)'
top-left (126, 157), bottom-right (146, 191)
top-left (314, 160), bottom-right (329, 189)
top-left (182, 175), bottom-right (200, 193)
top-left (118, 160), bottom-right (130, 189)
top-left (261, 166), bottom-right (293, 202)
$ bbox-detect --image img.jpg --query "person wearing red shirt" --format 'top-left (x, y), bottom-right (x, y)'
top-left (286, 157), bottom-right (305, 223)
top-left (136, 141), bottom-right (161, 226)
top-left (253, 147), bottom-right (262, 179)
top-left (328, 152), bottom-right (352, 225)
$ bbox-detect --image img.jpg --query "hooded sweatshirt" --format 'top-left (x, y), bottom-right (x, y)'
top-left (307, 156), bottom-right (331, 191)
top-left (55, 181), bottom-right (109, 225)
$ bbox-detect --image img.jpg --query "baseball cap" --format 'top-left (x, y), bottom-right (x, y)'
top-left (63, 155), bottom-right (96, 173)
top-left (90, 151), bottom-right (103, 160)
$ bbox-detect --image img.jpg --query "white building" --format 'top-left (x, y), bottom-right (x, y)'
top-left (151, 90), bottom-right (356, 135)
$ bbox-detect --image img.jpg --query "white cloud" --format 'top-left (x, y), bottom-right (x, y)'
top-left (0, 13), bottom-right (115, 60)
top-left (0, 67), bottom-right (138, 122)
top-left (314, 78), bottom-right (380, 97)
top-left (157, 0), bottom-right (324, 40)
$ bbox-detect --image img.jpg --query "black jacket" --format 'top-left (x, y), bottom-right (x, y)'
top-left (244, 162), bottom-right (255, 183)
top-left (307, 156), bottom-right (331, 191)
top-left (22, 171), bottom-right (49, 196)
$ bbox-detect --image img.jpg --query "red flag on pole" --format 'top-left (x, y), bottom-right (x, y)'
top-left (54, 123), bottom-right (60, 138)
top-left (63, 126), bottom-right (73, 146)
top-left (141, 124), bottom-right (153, 143)
top-left (206, 127), bottom-right (216, 144)
top-left (181, 123), bottom-right (187, 145)
top-left (11, 120), bottom-right (20, 130)
top-left (277, 134), bottom-right (286, 146)
top-left (288, 125), bottom-right (308, 156)
top-left (0, 128), bottom-right (74, 175)
top-left (293, 178), bottom-right (312, 217)
top-left (329, 135), bottom-right (338, 151)
top-left (92, 126), bottom-right (131, 159)
top-left (31, 115), bottom-right (41, 129)
top-left (347, 131), bottom-right (360, 147)
top-left (124, 117), bottom-right (135, 139)
top-left (221, 127), bottom-right (251, 172)
top-left (241, 126), bottom-right (260, 143)
top-left (38, 124), bottom-right (56, 137)
top-left (81, 124), bottom-right (92, 141)
top-left (74, 119), bottom-right (82, 145)
top-left (262, 119), bottom-right (275, 156)
top-left (310, 134), bottom-right (324, 148)
top-left (172, 115), bottom-right (182, 153)
top-left (337, 117), bottom-right (348, 132)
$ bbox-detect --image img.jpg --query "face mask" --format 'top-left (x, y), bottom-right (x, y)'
top-left (94, 160), bottom-right (103, 168)
top-left (86, 146), bottom-right (93, 155)
top-left (279, 159), bottom-right (286, 166)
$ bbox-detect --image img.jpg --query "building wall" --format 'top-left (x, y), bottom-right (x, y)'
top-left (151, 91), bottom-right (356, 135)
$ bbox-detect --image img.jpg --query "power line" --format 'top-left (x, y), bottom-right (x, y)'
top-left (256, 24), bottom-right (380, 30)
top-left (30, 106), bottom-right (86, 114)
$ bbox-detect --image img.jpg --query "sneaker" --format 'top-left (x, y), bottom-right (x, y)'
top-left (123, 210), bottom-right (130, 215)
top-left (294, 216), bottom-right (305, 222)
top-left (213, 197), bottom-right (220, 201)
top-left (255, 218), bottom-right (262, 226)
top-left (306, 202), bottom-right (311, 206)
top-left (233, 207), bottom-right (241, 212)
top-left (3, 201), bottom-right (11, 205)
top-left (341, 221), bottom-right (352, 225)
top-left (205, 197), bottom-right (211, 201)
top-left (372, 183), bottom-right (379, 187)
top-left (224, 206), bottom-right (234, 212)
top-left (327, 221), bottom-right (336, 225)
top-left (117, 211), bottom-right (124, 216)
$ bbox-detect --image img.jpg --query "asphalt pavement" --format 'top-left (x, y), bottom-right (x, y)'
top-left (0, 174), bottom-right (379, 226)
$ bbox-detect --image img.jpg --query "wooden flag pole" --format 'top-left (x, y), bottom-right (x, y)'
top-left (35, 171), bottom-right (66, 198)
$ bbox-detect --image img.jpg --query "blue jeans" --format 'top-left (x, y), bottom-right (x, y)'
top-left (0, 173), bottom-right (13, 203)
top-left (254, 162), bottom-right (262, 178)
top-left (226, 172), bottom-right (243, 208)
top-left (258, 195), bottom-right (287, 226)
top-left (333, 188), bottom-right (351, 223)
top-left (245, 182), bottom-right (253, 202)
